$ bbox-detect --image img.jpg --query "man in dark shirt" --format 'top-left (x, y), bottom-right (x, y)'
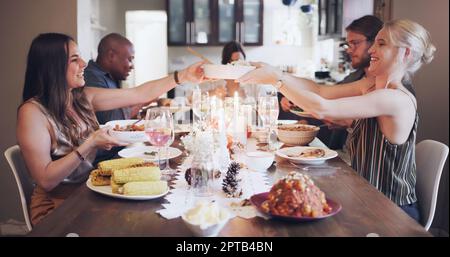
top-left (84, 33), bottom-right (143, 124)
top-left (278, 15), bottom-right (383, 149)
top-left (84, 33), bottom-right (146, 163)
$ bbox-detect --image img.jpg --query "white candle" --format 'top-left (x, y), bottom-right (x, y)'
top-left (233, 92), bottom-right (239, 136)
top-left (211, 95), bottom-right (217, 118)
top-left (233, 91), bottom-right (239, 111)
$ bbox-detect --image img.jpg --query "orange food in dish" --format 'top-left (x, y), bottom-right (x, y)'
top-left (113, 124), bottom-right (144, 131)
top-left (261, 172), bottom-right (332, 217)
top-left (278, 124), bottom-right (317, 132)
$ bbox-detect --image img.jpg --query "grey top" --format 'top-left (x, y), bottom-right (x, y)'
top-left (84, 60), bottom-right (129, 124)
top-left (29, 100), bottom-right (96, 183)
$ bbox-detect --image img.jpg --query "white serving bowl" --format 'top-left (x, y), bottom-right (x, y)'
top-left (104, 120), bottom-right (147, 144)
top-left (245, 151), bottom-right (275, 171)
top-left (181, 211), bottom-right (231, 237)
top-left (181, 201), bottom-right (231, 237)
top-left (277, 124), bottom-right (319, 146)
top-left (203, 64), bottom-right (256, 80)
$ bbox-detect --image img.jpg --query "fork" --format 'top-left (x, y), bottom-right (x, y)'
top-left (288, 161), bottom-right (341, 171)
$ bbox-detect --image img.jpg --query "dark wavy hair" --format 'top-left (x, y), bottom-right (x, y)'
top-left (346, 15), bottom-right (383, 42)
top-left (22, 33), bottom-right (99, 146)
top-left (221, 41), bottom-right (246, 64)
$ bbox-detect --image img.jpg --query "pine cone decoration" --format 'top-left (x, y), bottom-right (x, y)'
top-left (185, 168), bottom-right (192, 185)
top-left (222, 162), bottom-right (243, 198)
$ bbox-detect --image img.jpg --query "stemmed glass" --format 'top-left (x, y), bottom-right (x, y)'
top-left (257, 96), bottom-right (279, 151)
top-left (192, 91), bottom-right (211, 130)
top-left (161, 115), bottom-right (176, 175)
top-left (145, 108), bottom-right (174, 179)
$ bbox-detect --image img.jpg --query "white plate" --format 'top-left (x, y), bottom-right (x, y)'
top-left (86, 179), bottom-right (169, 200)
top-left (118, 145), bottom-right (182, 162)
top-left (276, 146), bottom-right (338, 165)
top-left (290, 109), bottom-right (313, 118)
top-left (203, 64), bottom-right (256, 80)
top-left (104, 119), bottom-right (147, 143)
top-left (277, 120), bottom-right (298, 125)
top-left (161, 106), bottom-right (192, 114)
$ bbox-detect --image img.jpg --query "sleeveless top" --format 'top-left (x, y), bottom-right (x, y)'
top-left (347, 89), bottom-right (418, 206)
top-left (29, 100), bottom-right (96, 183)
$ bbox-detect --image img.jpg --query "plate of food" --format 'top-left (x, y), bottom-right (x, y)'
top-left (161, 106), bottom-right (192, 114)
top-left (104, 119), bottom-right (147, 143)
top-left (87, 158), bottom-right (169, 200)
top-left (87, 179), bottom-right (169, 200)
top-left (203, 62), bottom-right (255, 80)
top-left (290, 106), bottom-right (313, 118)
top-left (118, 145), bottom-right (182, 162)
top-left (276, 146), bottom-right (338, 165)
top-left (250, 172), bottom-right (341, 221)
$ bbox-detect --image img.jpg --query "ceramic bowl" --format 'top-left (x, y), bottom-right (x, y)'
top-left (245, 151), bottom-right (275, 171)
top-left (105, 120), bottom-right (147, 144)
top-left (277, 124), bottom-right (319, 146)
top-left (181, 212), bottom-right (231, 237)
top-left (203, 64), bottom-right (255, 80)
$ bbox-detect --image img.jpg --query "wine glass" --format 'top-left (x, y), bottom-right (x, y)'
top-left (257, 96), bottom-right (279, 150)
top-left (145, 108), bottom-right (173, 179)
top-left (162, 115), bottom-right (176, 175)
top-left (192, 91), bottom-right (210, 130)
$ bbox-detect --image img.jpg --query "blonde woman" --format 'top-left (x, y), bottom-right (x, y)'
top-left (239, 20), bottom-right (435, 221)
top-left (17, 33), bottom-right (204, 225)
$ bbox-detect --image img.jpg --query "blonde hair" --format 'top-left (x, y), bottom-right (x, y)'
top-left (384, 19), bottom-right (436, 83)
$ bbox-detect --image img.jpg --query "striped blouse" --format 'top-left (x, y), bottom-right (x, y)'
top-left (348, 113), bottom-right (418, 206)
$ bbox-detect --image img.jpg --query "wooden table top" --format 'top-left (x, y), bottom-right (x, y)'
top-left (28, 139), bottom-right (430, 237)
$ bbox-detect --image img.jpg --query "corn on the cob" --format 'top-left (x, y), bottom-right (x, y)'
top-left (123, 181), bottom-right (168, 196)
top-left (112, 166), bottom-right (161, 184)
top-left (98, 157), bottom-right (145, 174)
top-left (110, 179), bottom-right (124, 194)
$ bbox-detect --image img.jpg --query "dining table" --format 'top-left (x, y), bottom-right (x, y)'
top-left (27, 136), bottom-right (431, 237)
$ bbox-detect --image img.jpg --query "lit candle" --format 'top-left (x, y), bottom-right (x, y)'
top-left (233, 92), bottom-right (239, 136)
top-left (233, 91), bottom-right (239, 111)
top-left (211, 96), bottom-right (217, 115)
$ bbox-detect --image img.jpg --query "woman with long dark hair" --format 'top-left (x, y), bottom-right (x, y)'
top-left (221, 41), bottom-right (246, 65)
top-left (221, 41), bottom-right (247, 97)
top-left (17, 33), bottom-right (204, 225)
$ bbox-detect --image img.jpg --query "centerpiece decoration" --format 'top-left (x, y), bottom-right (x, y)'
top-left (222, 162), bottom-right (243, 198)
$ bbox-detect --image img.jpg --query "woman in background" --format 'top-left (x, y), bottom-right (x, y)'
top-left (221, 41), bottom-right (247, 97)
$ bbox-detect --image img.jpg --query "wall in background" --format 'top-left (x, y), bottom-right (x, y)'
top-left (392, 0), bottom-right (449, 235)
top-left (168, 0), bottom-right (315, 74)
top-left (94, 0), bottom-right (316, 75)
top-left (0, 0), bottom-right (78, 223)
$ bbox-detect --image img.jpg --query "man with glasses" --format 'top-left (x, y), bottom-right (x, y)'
top-left (339, 15), bottom-right (383, 84)
top-left (278, 15), bottom-right (383, 153)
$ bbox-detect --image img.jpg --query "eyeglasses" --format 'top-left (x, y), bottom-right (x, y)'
top-left (343, 39), bottom-right (367, 49)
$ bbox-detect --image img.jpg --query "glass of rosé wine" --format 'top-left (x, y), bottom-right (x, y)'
top-left (145, 108), bottom-right (174, 178)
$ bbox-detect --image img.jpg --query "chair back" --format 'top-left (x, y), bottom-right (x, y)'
top-left (4, 145), bottom-right (34, 231)
top-left (415, 140), bottom-right (449, 230)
